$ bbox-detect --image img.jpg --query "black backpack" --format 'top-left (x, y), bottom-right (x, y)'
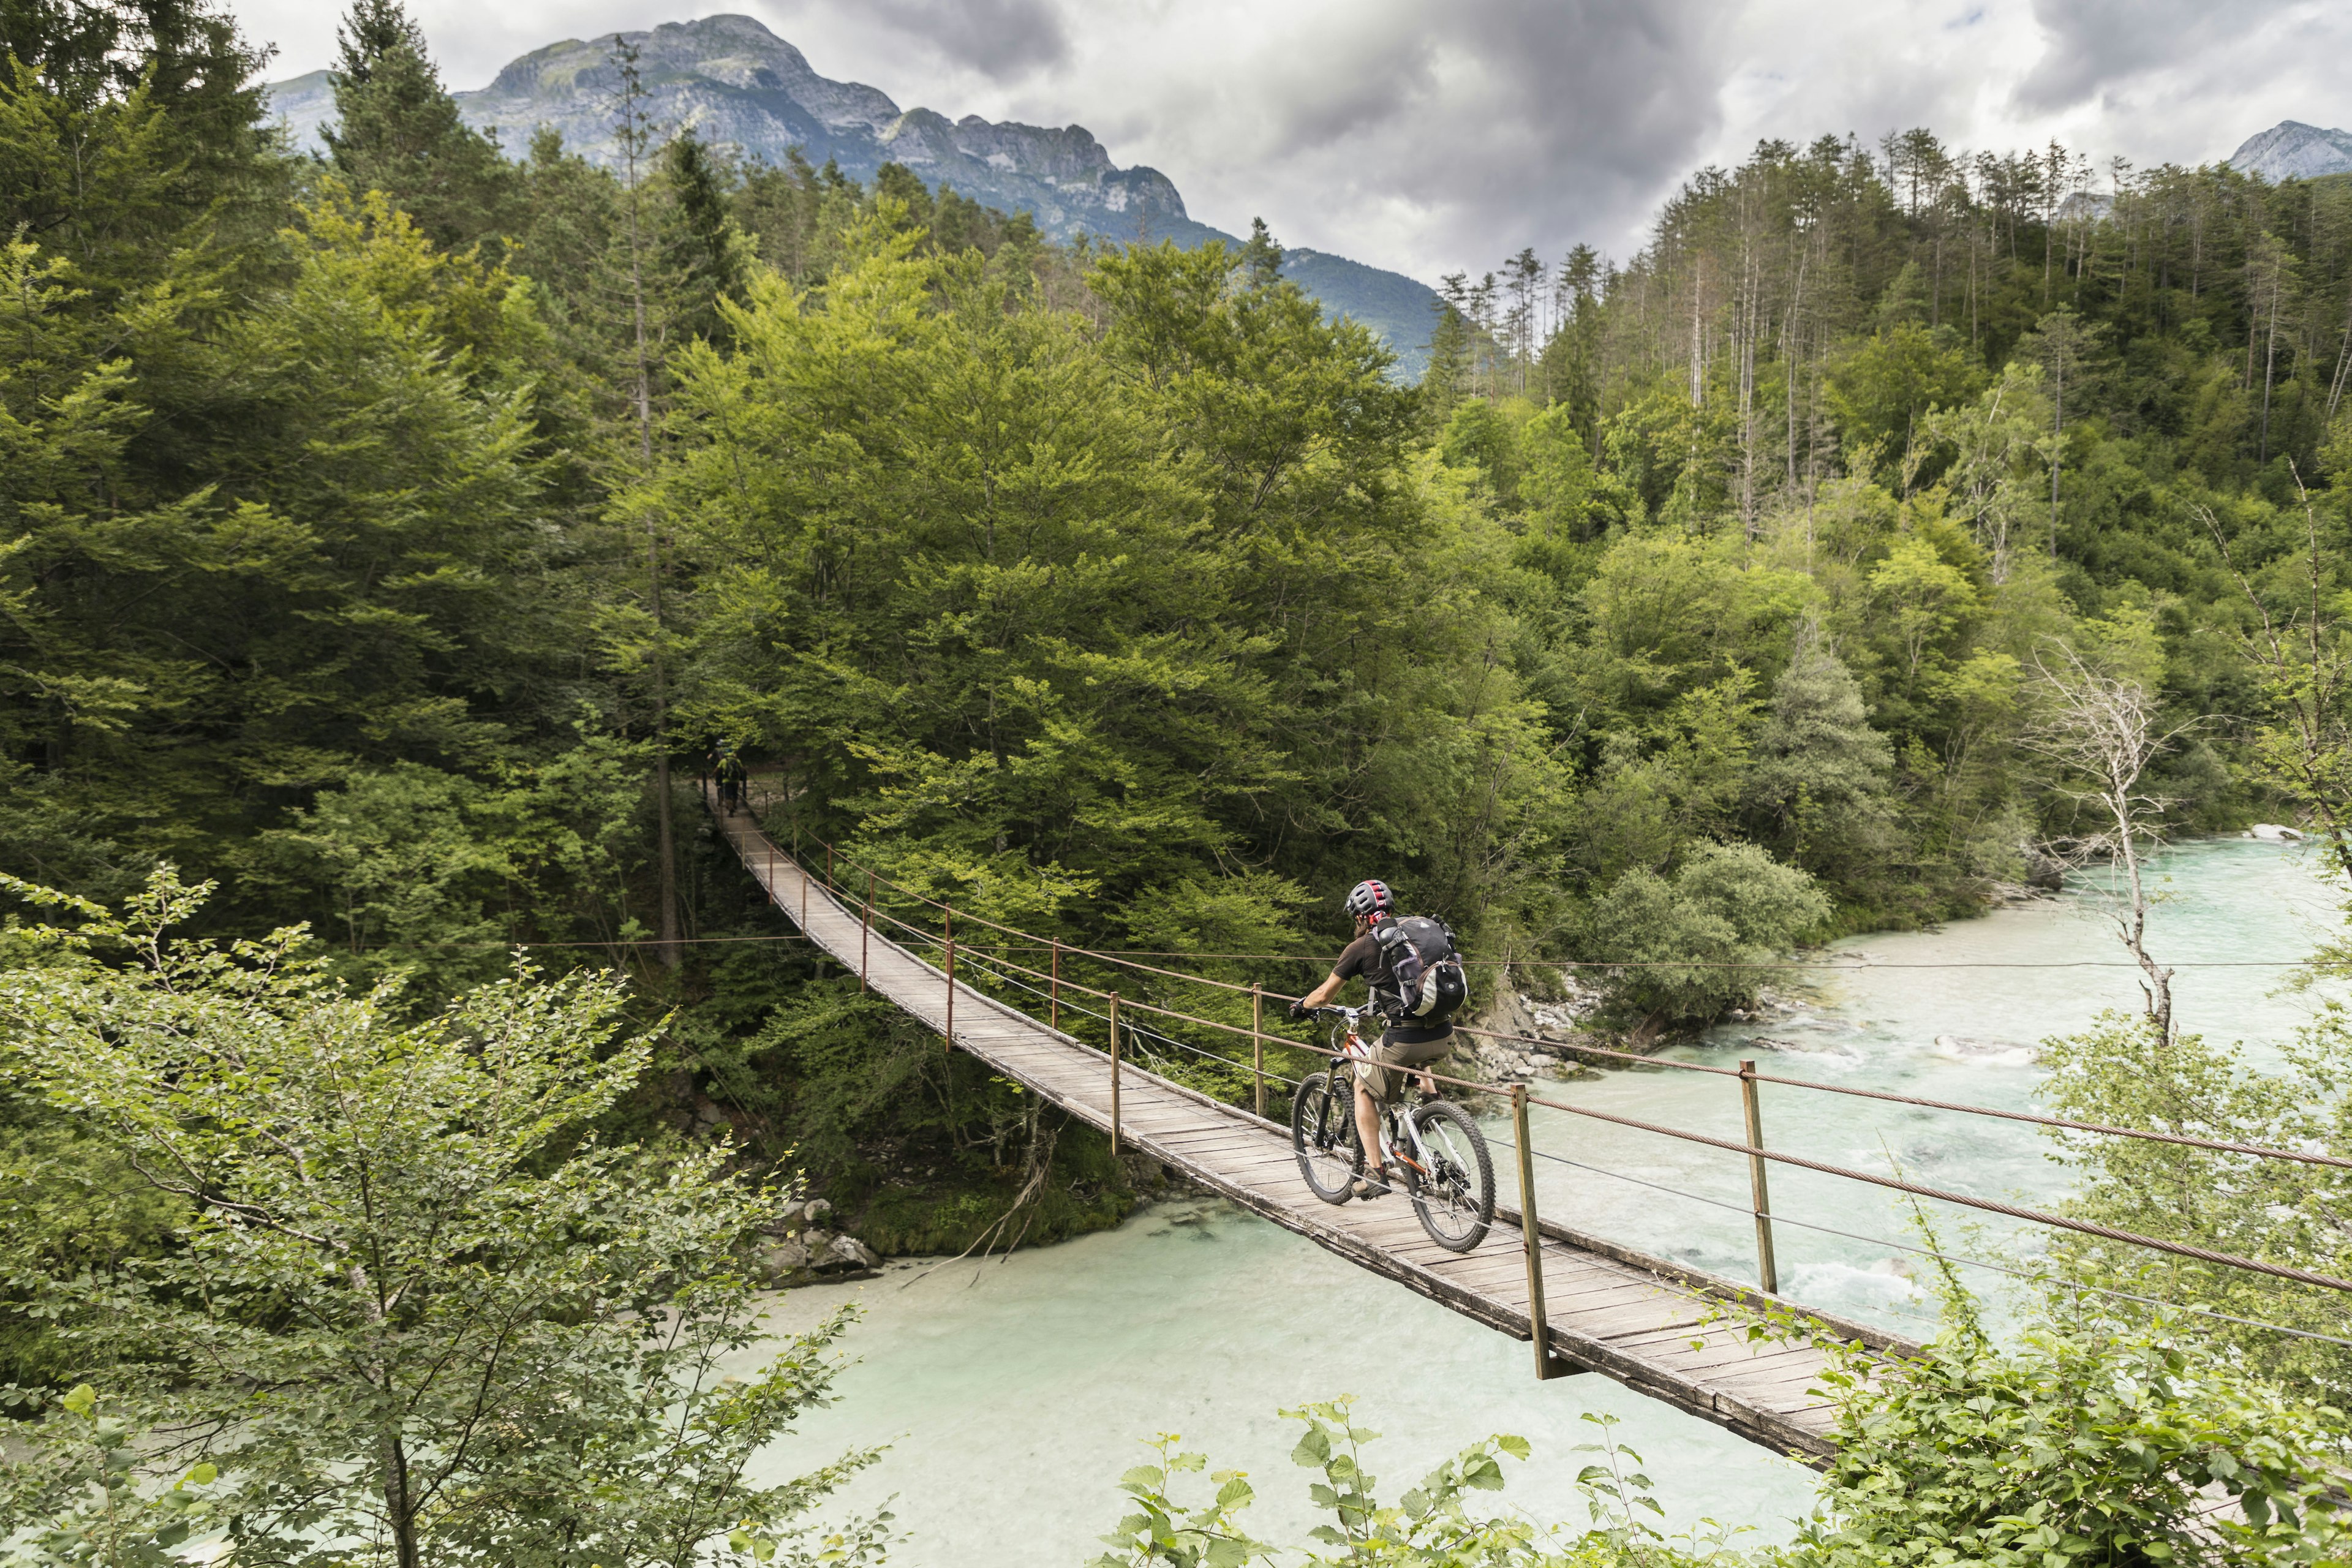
top-left (1371, 914), bottom-right (1468, 1022)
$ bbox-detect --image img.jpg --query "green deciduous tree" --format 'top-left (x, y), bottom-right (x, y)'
top-left (0, 870), bottom-right (881, 1567)
top-left (1790, 1297), bottom-right (2351, 1567)
top-left (1825, 323), bottom-right (1984, 484)
top-left (1585, 840), bottom-right (1830, 1028)
top-left (2035, 1008), bottom-right (2352, 1396)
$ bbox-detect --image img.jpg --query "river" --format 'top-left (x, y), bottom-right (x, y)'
top-left (740, 837), bottom-right (2340, 1565)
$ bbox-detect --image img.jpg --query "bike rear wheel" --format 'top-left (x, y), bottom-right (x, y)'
top-left (1408, 1100), bottom-right (1494, 1251)
top-left (1291, 1071), bottom-right (1362, 1205)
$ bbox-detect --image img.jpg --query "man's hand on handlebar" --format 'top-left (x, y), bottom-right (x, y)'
top-left (1286, 999), bottom-right (1309, 1023)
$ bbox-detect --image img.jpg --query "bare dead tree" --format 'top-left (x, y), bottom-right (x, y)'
top-left (2019, 641), bottom-right (2195, 1039)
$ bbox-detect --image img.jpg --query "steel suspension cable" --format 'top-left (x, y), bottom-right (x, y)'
top-left (1485, 1132), bottom-right (2352, 1351)
top-left (745, 823), bottom-right (2352, 1297)
top-left (791, 831), bottom-right (2352, 1172)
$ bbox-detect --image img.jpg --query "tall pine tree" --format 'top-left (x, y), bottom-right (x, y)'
top-left (325, 0), bottom-right (517, 251)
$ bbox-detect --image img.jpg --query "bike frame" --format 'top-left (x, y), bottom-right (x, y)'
top-left (1317, 1005), bottom-right (1440, 1181)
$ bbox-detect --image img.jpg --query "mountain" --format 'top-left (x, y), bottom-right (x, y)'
top-left (263, 14), bottom-right (1439, 378)
top-left (2228, 121), bottom-right (2352, 182)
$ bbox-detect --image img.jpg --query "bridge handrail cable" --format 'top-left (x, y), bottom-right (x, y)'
top-left (802, 832), bottom-right (2352, 1172)
top-left (755, 824), bottom-right (2352, 1300)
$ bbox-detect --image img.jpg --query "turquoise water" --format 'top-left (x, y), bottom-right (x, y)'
top-left (742, 838), bottom-right (2342, 1565)
top-left (1525, 837), bottom-right (2344, 1335)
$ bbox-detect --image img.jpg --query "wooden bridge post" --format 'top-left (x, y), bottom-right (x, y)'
top-left (943, 905), bottom-right (956, 1054)
top-left (1740, 1060), bottom-right (1780, 1295)
top-left (861, 870), bottom-right (873, 992)
top-left (1511, 1085), bottom-right (1558, 1381)
top-left (826, 841), bottom-right (834, 892)
top-left (1251, 984), bottom-right (1266, 1119)
top-left (1050, 943), bottom-right (1060, 1033)
top-left (1108, 990), bottom-right (1122, 1156)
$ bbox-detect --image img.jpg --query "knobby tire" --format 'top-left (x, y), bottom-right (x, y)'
top-left (1408, 1099), bottom-right (1494, 1252)
top-left (1292, 1070), bottom-right (1362, 1205)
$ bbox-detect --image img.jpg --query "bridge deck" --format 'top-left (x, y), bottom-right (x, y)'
top-left (717, 804), bottom-right (1898, 1459)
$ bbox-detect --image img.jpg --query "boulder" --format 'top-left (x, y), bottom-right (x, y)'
top-left (755, 1238), bottom-right (809, 1279)
top-left (821, 1234), bottom-right (880, 1270)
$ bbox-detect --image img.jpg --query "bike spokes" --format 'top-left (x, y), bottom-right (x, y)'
top-left (1290, 1071), bottom-right (1363, 1205)
top-left (1408, 1101), bottom-right (1494, 1253)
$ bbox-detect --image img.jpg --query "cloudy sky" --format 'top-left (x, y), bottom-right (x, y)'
top-left (228, 0), bottom-right (2350, 284)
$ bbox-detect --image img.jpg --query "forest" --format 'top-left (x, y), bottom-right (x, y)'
top-left (5, 0), bottom-right (2352, 1560)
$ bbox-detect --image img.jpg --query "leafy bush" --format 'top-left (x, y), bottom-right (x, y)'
top-left (1783, 1302), bottom-right (2351, 1567)
top-left (1091, 1398), bottom-right (1727, 1568)
top-left (0, 869), bottom-right (886, 1567)
top-left (1586, 841), bottom-right (1830, 1027)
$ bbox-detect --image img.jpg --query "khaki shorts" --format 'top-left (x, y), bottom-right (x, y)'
top-left (1352, 1030), bottom-right (1453, 1102)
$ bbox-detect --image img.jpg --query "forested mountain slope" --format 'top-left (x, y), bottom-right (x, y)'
top-left (6, 1), bottom-right (2351, 1281)
top-left (265, 12), bottom-right (1444, 375)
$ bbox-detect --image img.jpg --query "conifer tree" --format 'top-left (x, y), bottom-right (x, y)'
top-left (325, 0), bottom-right (517, 251)
top-left (1745, 622), bottom-right (1896, 883)
top-left (1239, 216), bottom-right (1283, 288)
top-left (1, 0), bottom-right (277, 282)
top-left (656, 126), bottom-right (750, 349)
top-left (1420, 301), bottom-right (1473, 431)
top-left (607, 35), bottom-right (680, 968)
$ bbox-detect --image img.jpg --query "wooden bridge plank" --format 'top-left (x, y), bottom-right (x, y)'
top-left (710, 799), bottom-right (1902, 1463)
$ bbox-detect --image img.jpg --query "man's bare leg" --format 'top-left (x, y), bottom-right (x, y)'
top-left (1354, 1082), bottom-right (1387, 1189)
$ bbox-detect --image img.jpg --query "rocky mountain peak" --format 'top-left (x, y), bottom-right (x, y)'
top-left (262, 12), bottom-right (1441, 376)
top-left (2228, 120), bottom-right (2352, 183)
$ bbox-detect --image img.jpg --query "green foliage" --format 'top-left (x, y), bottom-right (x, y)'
top-left (1825, 323), bottom-right (1985, 482)
top-left (1585, 841), bottom-right (1830, 1025)
top-left (1743, 624), bottom-right (1895, 889)
top-left (0, 869), bottom-right (881, 1566)
top-left (0, 1385), bottom-right (223, 1567)
top-left (657, 225), bottom-right (1567, 968)
top-left (2035, 1008), bottom-right (2352, 1395)
top-left (1091, 1400), bottom-right (1727, 1568)
top-left (324, 0), bottom-right (520, 251)
top-left (1789, 1309), bottom-right (2352, 1567)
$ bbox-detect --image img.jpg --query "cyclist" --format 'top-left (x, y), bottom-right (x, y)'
top-left (1289, 878), bottom-right (1455, 1199)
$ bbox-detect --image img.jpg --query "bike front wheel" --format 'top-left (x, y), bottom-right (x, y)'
top-left (1409, 1100), bottom-right (1494, 1252)
top-left (1291, 1070), bottom-right (1362, 1205)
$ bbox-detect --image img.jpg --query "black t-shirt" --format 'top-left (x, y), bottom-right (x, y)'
top-left (1332, 925), bottom-right (1453, 1044)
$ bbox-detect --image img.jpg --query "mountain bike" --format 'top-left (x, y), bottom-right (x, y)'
top-left (1289, 1005), bottom-right (1494, 1253)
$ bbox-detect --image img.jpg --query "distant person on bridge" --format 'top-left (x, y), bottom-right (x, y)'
top-left (712, 745), bottom-right (748, 813)
top-left (1289, 879), bottom-right (1468, 1199)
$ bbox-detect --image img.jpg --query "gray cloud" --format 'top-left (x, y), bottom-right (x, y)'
top-left (859, 0), bottom-right (1069, 80)
top-left (1139, 0), bottom-right (1730, 278)
top-left (227, 0), bottom-right (2352, 283)
top-left (2015, 0), bottom-right (2298, 113)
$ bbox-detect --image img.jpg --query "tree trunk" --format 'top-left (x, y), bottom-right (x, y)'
top-left (621, 55), bottom-right (680, 969)
top-left (2051, 353), bottom-right (2064, 556)
top-left (385, 1434), bottom-right (422, 1568)
top-left (2258, 257), bottom-right (2283, 463)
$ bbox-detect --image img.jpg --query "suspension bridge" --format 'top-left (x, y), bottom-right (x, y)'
top-left (708, 790), bottom-right (2352, 1462)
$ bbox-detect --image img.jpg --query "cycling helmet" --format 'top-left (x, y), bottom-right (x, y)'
top-left (1343, 879), bottom-right (1395, 922)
